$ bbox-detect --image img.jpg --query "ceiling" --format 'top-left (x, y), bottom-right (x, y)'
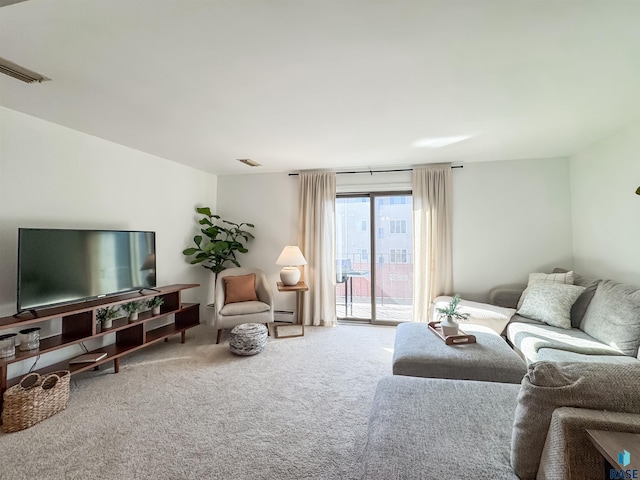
top-left (1, 1), bottom-right (640, 176)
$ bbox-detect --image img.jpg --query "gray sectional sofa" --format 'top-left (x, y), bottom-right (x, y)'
top-left (361, 271), bottom-right (640, 479)
top-left (491, 271), bottom-right (640, 364)
top-left (361, 362), bottom-right (640, 480)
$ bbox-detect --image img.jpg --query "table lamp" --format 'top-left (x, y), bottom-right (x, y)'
top-left (276, 246), bottom-right (307, 286)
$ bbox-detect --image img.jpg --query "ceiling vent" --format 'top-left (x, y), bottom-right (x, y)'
top-left (0, 56), bottom-right (50, 84)
top-left (237, 159), bottom-right (261, 167)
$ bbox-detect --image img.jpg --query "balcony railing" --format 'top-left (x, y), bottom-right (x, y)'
top-left (335, 252), bottom-right (414, 319)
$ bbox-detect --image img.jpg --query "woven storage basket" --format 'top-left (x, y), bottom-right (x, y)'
top-left (2, 370), bottom-right (70, 433)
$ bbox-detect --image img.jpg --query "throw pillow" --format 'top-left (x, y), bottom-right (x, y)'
top-left (511, 361), bottom-right (640, 479)
top-left (516, 283), bottom-right (585, 329)
top-left (223, 274), bottom-right (258, 305)
top-left (551, 267), bottom-right (600, 327)
top-left (580, 280), bottom-right (640, 356)
top-left (517, 271), bottom-right (575, 309)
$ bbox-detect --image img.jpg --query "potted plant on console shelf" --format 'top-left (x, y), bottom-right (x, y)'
top-left (97, 306), bottom-right (120, 331)
top-left (147, 296), bottom-right (164, 315)
top-left (436, 294), bottom-right (470, 337)
top-left (122, 301), bottom-right (143, 322)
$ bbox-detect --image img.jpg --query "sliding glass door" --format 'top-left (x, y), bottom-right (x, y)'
top-left (336, 192), bottom-right (413, 324)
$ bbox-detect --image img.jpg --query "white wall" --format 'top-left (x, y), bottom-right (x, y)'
top-left (570, 120), bottom-right (640, 286)
top-left (216, 159), bottom-right (574, 307)
top-left (452, 158), bottom-right (573, 301)
top-left (216, 173), bottom-right (299, 313)
top-left (0, 107), bottom-right (217, 375)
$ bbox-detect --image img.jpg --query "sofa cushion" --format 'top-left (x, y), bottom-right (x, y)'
top-left (489, 284), bottom-right (527, 309)
top-left (537, 347), bottom-right (639, 364)
top-left (506, 320), bottom-right (623, 363)
top-left (516, 283), bottom-right (585, 329)
top-left (580, 279), bottom-right (640, 357)
top-left (219, 301), bottom-right (270, 316)
top-left (517, 271), bottom-right (574, 309)
top-left (511, 361), bottom-right (640, 480)
top-left (363, 375), bottom-right (520, 480)
top-left (551, 268), bottom-right (600, 328)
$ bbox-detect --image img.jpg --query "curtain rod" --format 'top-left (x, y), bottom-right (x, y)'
top-left (287, 165), bottom-right (463, 176)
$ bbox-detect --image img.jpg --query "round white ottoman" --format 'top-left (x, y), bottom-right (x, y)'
top-left (229, 323), bottom-right (268, 356)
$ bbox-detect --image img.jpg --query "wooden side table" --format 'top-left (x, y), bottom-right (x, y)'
top-left (587, 429), bottom-right (640, 478)
top-left (275, 281), bottom-right (309, 338)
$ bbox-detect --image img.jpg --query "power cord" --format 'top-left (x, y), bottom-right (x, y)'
top-left (28, 355), bottom-right (40, 373)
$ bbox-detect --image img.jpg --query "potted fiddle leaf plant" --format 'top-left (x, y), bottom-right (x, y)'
top-left (147, 296), bottom-right (164, 315)
top-left (182, 207), bottom-right (255, 279)
top-left (97, 306), bottom-right (120, 330)
top-left (122, 301), bottom-right (143, 322)
top-left (436, 294), bottom-right (470, 337)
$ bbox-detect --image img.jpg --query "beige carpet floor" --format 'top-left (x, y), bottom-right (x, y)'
top-left (0, 323), bottom-right (396, 479)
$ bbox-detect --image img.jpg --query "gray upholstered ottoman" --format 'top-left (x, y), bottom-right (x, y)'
top-left (229, 323), bottom-right (268, 356)
top-left (392, 322), bottom-right (526, 383)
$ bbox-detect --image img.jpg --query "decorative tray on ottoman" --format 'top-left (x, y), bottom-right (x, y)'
top-left (428, 321), bottom-right (477, 345)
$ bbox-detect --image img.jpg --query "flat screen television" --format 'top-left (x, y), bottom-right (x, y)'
top-left (17, 228), bottom-right (156, 313)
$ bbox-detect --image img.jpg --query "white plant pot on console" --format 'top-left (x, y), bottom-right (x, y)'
top-left (128, 312), bottom-right (139, 322)
top-left (152, 306), bottom-right (161, 315)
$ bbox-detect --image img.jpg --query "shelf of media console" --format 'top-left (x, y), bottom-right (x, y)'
top-left (0, 284), bottom-right (200, 392)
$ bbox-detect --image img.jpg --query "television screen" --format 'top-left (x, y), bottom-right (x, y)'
top-left (18, 228), bottom-right (156, 312)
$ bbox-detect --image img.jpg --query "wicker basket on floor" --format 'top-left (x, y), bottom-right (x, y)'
top-left (1, 370), bottom-right (70, 433)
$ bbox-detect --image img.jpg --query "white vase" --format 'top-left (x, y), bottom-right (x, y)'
top-left (128, 312), bottom-right (139, 322)
top-left (152, 306), bottom-right (161, 315)
top-left (440, 315), bottom-right (459, 337)
top-left (102, 319), bottom-right (113, 330)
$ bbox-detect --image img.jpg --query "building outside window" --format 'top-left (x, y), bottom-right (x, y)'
top-left (389, 248), bottom-right (408, 263)
top-left (389, 219), bottom-right (407, 234)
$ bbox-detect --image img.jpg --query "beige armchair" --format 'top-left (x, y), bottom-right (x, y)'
top-left (214, 267), bottom-right (274, 344)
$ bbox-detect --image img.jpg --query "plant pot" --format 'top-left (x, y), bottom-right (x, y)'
top-left (440, 315), bottom-right (459, 337)
top-left (102, 319), bottom-right (113, 330)
top-left (128, 312), bottom-right (139, 322)
top-left (152, 306), bottom-right (161, 315)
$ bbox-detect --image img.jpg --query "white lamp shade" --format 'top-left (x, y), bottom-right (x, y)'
top-left (276, 246), bottom-right (306, 286)
top-left (276, 246), bottom-right (307, 266)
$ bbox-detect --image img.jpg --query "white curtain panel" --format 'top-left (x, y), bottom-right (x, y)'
top-left (412, 164), bottom-right (454, 323)
top-left (298, 171), bottom-right (337, 326)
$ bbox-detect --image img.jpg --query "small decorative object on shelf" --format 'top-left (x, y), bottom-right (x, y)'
top-left (121, 301), bottom-right (143, 322)
top-left (147, 296), bottom-right (164, 315)
top-left (97, 305), bottom-right (121, 330)
top-left (0, 333), bottom-right (17, 358)
top-left (435, 294), bottom-right (470, 337)
top-left (18, 327), bottom-right (41, 351)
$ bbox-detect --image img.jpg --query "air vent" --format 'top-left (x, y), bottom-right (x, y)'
top-left (0, 56), bottom-right (50, 84)
top-left (237, 159), bottom-right (261, 167)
